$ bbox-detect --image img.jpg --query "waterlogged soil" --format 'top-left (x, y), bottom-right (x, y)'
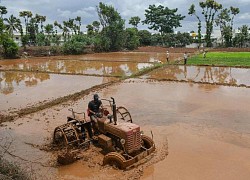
top-left (0, 58), bottom-right (153, 77)
top-left (1, 49), bottom-right (250, 179)
top-left (0, 79), bottom-right (250, 180)
top-left (0, 71), bottom-right (117, 114)
top-left (144, 65), bottom-right (250, 87)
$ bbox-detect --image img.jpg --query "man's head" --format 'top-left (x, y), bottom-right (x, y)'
top-left (93, 94), bottom-right (99, 102)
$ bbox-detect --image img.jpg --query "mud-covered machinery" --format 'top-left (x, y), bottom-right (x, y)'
top-left (53, 97), bottom-right (155, 169)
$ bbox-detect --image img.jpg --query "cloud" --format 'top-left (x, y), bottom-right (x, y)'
top-left (57, 7), bottom-right (95, 19)
top-left (1, 0), bottom-right (250, 32)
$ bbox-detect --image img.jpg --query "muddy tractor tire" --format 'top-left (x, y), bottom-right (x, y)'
top-left (141, 135), bottom-right (154, 149)
top-left (103, 152), bottom-right (127, 169)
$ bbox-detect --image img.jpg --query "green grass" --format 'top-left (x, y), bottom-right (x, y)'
top-left (188, 52), bottom-right (250, 67)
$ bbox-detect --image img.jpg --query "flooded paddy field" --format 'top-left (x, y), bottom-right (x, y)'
top-left (0, 58), bottom-right (153, 77)
top-left (0, 71), bottom-right (117, 114)
top-left (144, 65), bottom-right (250, 87)
top-left (0, 49), bottom-right (250, 180)
top-left (1, 79), bottom-right (250, 180)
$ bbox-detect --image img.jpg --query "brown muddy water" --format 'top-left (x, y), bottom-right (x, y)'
top-left (144, 65), bottom-right (250, 86)
top-left (0, 71), bottom-right (117, 114)
top-left (0, 58), bottom-right (153, 77)
top-left (0, 79), bottom-right (250, 180)
top-left (0, 51), bottom-right (250, 179)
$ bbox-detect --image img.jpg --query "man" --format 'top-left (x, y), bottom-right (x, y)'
top-left (88, 94), bottom-right (103, 135)
top-left (166, 50), bottom-right (170, 63)
top-left (184, 52), bottom-right (188, 65)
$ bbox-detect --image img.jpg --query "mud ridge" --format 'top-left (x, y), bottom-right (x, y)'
top-left (0, 80), bottom-right (121, 124)
top-left (137, 77), bottom-right (250, 88)
top-left (189, 64), bottom-right (250, 69)
top-left (0, 69), bottom-right (123, 78)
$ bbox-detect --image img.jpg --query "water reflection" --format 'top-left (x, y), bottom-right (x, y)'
top-left (0, 71), bottom-right (117, 112)
top-left (0, 59), bottom-right (153, 77)
top-left (0, 71), bottom-right (50, 95)
top-left (146, 65), bottom-right (250, 87)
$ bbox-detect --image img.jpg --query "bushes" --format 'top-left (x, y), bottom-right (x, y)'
top-left (124, 28), bottom-right (139, 50)
top-left (1, 35), bottom-right (19, 58)
top-left (63, 34), bottom-right (91, 55)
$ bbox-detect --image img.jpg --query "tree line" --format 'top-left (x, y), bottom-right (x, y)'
top-left (0, 0), bottom-right (250, 59)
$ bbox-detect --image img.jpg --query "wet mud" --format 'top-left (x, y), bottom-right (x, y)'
top-left (0, 71), bottom-right (117, 116)
top-left (1, 49), bottom-right (250, 179)
top-left (143, 65), bottom-right (250, 88)
top-left (1, 79), bottom-right (250, 179)
top-left (0, 58), bottom-right (153, 77)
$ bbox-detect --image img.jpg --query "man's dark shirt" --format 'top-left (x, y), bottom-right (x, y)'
top-left (88, 100), bottom-right (102, 116)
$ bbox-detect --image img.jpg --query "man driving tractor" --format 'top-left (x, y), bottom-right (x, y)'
top-left (88, 94), bottom-right (103, 136)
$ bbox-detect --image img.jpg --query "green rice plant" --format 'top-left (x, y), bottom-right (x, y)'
top-left (188, 52), bottom-right (250, 67)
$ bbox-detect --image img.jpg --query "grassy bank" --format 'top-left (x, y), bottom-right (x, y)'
top-left (0, 158), bottom-right (30, 180)
top-left (188, 52), bottom-right (250, 67)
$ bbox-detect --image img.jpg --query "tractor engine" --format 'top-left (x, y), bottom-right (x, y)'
top-left (98, 118), bottom-right (141, 154)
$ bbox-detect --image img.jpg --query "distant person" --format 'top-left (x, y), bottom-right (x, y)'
top-left (203, 50), bottom-right (207, 58)
top-left (166, 50), bottom-right (170, 63)
top-left (184, 52), bottom-right (188, 65)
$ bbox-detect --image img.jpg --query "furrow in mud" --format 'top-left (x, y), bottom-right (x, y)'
top-left (0, 80), bottom-right (121, 124)
top-left (0, 69), bottom-right (123, 78)
top-left (138, 77), bottom-right (250, 88)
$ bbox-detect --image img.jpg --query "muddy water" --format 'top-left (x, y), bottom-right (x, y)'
top-left (0, 71), bottom-right (117, 113)
top-left (1, 79), bottom-right (250, 180)
top-left (0, 57), bottom-right (153, 76)
top-left (144, 65), bottom-right (250, 86)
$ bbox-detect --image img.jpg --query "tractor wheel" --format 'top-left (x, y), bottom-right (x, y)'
top-left (103, 152), bottom-right (127, 169)
top-left (141, 135), bottom-right (154, 149)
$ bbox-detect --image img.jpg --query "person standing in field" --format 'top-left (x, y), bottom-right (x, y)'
top-left (166, 50), bottom-right (170, 63)
top-left (203, 50), bottom-right (207, 58)
top-left (184, 52), bottom-right (188, 65)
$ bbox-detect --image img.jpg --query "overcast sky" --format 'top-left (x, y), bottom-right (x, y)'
top-left (1, 0), bottom-right (250, 34)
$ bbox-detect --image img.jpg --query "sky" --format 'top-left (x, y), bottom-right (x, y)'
top-left (1, 0), bottom-right (250, 35)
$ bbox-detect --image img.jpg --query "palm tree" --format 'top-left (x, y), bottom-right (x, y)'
top-left (35, 14), bottom-right (46, 33)
top-left (68, 18), bottom-right (75, 34)
top-left (44, 24), bottom-right (54, 45)
top-left (62, 26), bottom-right (69, 42)
top-left (19, 11), bottom-right (33, 34)
top-left (75, 16), bottom-right (81, 34)
top-left (4, 15), bottom-right (20, 37)
top-left (0, 6), bottom-right (8, 19)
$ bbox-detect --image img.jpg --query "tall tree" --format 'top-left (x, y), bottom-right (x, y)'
top-left (143, 5), bottom-right (185, 45)
top-left (199, 0), bottom-right (222, 47)
top-left (44, 24), bottom-right (54, 46)
top-left (92, 21), bottom-right (100, 33)
top-left (188, 4), bottom-right (202, 47)
top-left (35, 14), bottom-right (46, 33)
top-left (96, 2), bottom-right (125, 51)
top-left (215, 6), bottom-right (239, 47)
top-left (234, 25), bottom-right (249, 47)
top-left (75, 16), bottom-right (81, 34)
top-left (86, 24), bottom-right (94, 35)
top-left (129, 16), bottom-right (141, 28)
top-left (19, 11), bottom-right (33, 35)
top-left (4, 15), bottom-right (20, 37)
top-left (215, 8), bottom-right (230, 46)
top-left (143, 5), bottom-right (185, 34)
top-left (0, 6), bottom-right (7, 19)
